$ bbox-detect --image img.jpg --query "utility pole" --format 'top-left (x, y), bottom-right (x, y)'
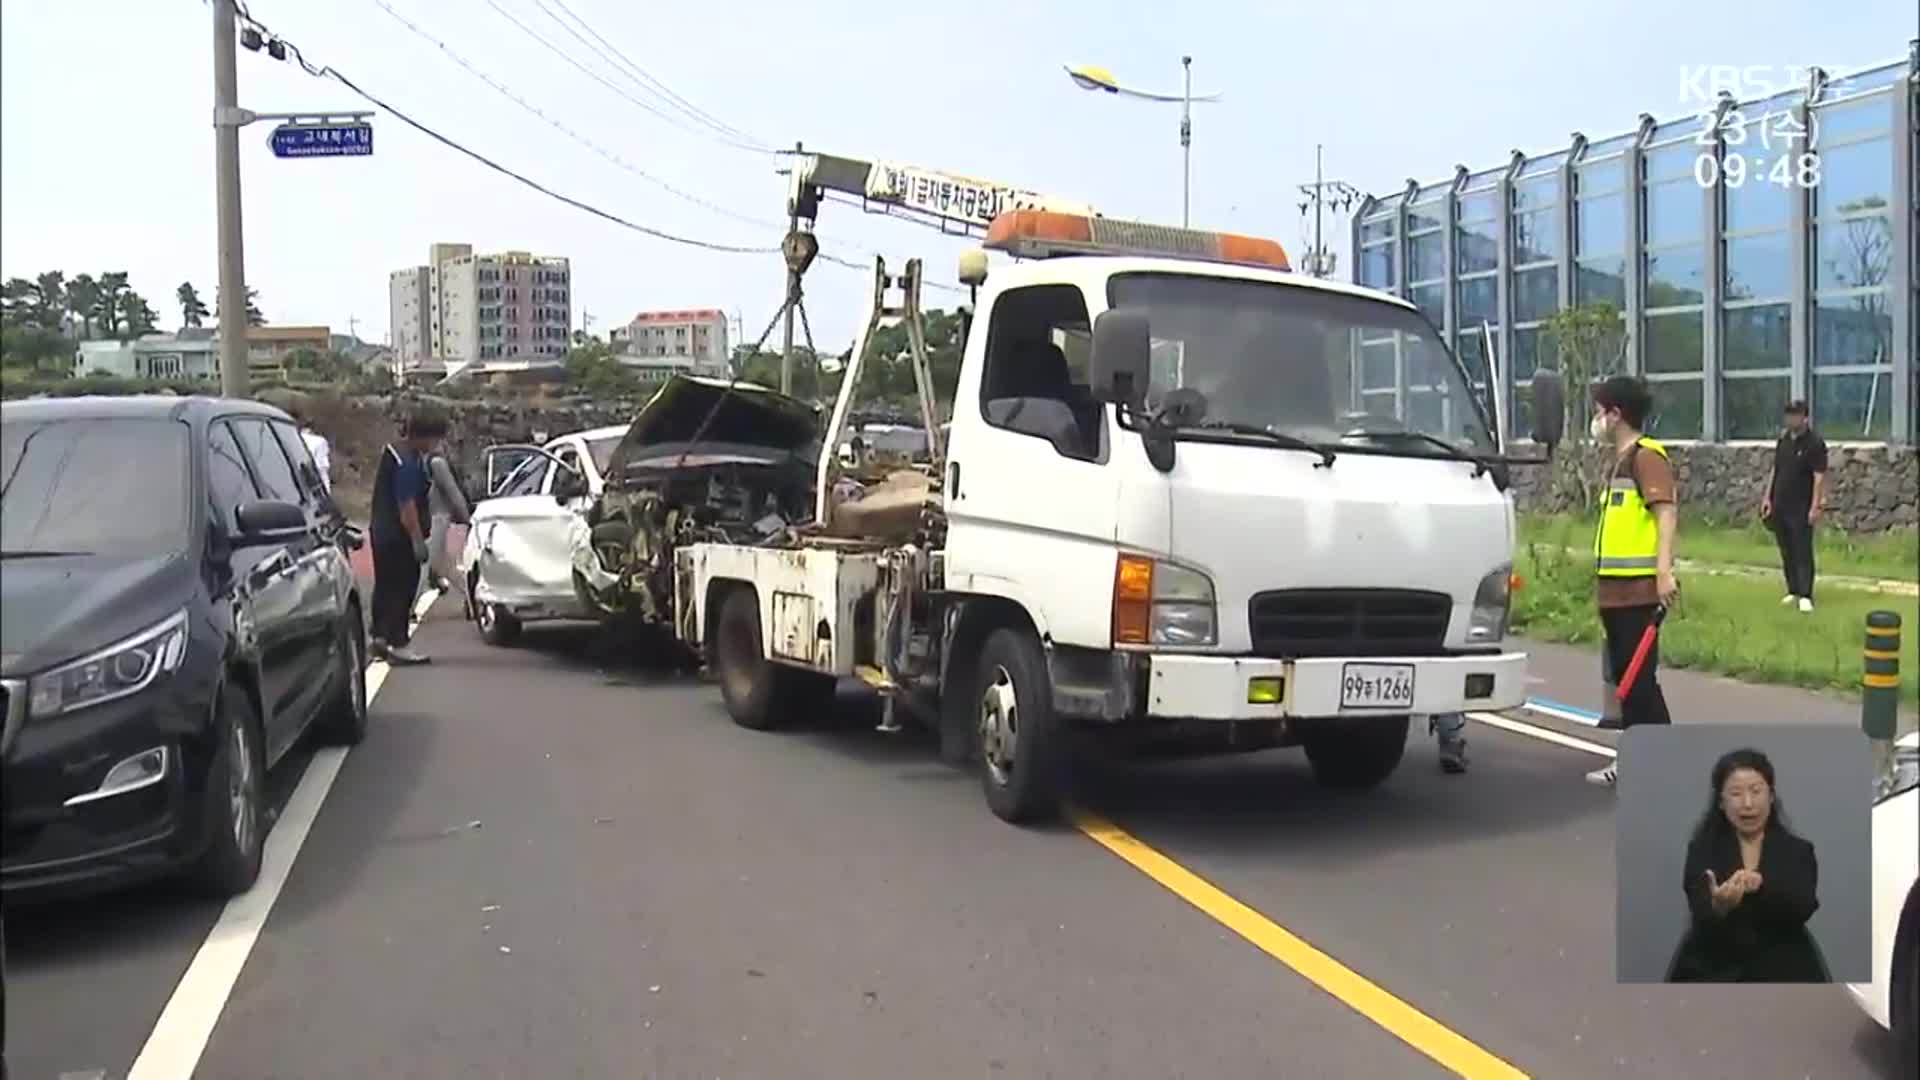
top-left (212, 0), bottom-right (250, 398)
top-left (1180, 56), bottom-right (1192, 229)
top-left (1296, 144), bottom-right (1362, 278)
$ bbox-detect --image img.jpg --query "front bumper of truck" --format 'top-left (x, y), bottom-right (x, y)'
top-left (1134, 651), bottom-right (1528, 721)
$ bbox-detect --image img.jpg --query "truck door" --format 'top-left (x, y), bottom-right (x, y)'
top-left (943, 282), bottom-right (1122, 650)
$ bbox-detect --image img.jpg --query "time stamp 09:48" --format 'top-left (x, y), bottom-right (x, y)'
top-left (1689, 107), bottom-right (1825, 190)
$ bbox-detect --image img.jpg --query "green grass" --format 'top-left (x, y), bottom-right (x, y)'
top-left (1517, 510), bottom-right (1918, 584)
top-left (1513, 538), bottom-right (1920, 697)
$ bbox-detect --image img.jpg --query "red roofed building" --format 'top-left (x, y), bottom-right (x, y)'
top-left (611, 308), bottom-right (729, 374)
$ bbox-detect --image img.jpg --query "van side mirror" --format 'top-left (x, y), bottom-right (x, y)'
top-left (1089, 308), bottom-right (1151, 411)
top-left (1530, 368), bottom-right (1565, 450)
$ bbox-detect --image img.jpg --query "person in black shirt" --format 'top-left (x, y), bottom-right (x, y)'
top-left (1759, 400), bottom-right (1828, 613)
top-left (369, 411), bottom-right (448, 664)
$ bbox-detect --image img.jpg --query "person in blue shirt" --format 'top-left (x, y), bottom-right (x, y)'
top-left (369, 411), bottom-right (447, 664)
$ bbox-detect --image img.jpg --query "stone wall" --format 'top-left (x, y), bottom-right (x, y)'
top-left (1509, 441), bottom-right (1920, 532)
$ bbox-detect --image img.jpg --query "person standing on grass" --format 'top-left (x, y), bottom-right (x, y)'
top-left (368, 412), bottom-right (447, 665)
top-left (424, 446), bottom-right (471, 594)
top-left (1760, 399), bottom-right (1828, 614)
top-left (1587, 376), bottom-right (1679, 787)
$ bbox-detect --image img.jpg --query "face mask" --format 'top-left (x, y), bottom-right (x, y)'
top-left (1589, 413), bottom-right (1610, 440)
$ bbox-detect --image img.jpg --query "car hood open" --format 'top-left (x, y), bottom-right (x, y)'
top-left (602, 375), bottom-right (820, 488)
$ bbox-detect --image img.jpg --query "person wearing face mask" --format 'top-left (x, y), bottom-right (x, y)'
top-left (1586, 376), bottom-right (1678, 785)
top-left (1665, 747), bottom-right (1829, 983)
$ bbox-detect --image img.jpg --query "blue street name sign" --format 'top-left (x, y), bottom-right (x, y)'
top-left (269, 122), bottom-right (373, 159)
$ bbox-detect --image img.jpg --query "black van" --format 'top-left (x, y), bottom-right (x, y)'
top-left (1, 395), bottom-right (369, 900)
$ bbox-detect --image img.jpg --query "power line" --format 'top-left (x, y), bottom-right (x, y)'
top-left (476, 0), bottom-right (769, 154)
top-left (369, 0), bottom-right (783, 232)
top-left (528, 0), bottom-right (768, 151)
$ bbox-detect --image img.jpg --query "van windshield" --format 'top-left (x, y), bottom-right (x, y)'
top-left (1106, 272), bottom-right (1496, 457)
top-left (0, 417), bottom-right (192, 559)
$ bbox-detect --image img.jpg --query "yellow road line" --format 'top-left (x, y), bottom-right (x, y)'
top-left (1073, 809), bottom-right (1530, 1080)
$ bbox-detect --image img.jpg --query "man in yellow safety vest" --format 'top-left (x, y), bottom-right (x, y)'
top-left (1586, 376), bottom-right (1679, 786)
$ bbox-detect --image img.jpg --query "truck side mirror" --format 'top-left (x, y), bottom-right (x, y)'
top-left (1530, 368), bottom-right (1565, 449)
top-left (1089, 308), bottom-right (1151, 411)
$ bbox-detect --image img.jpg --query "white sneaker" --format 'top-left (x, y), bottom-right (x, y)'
top-left (1797, 597), bottom-right (1814, 613)
top-left (1781, 594), bottom-right (1797, 605)
top-left (1585, 762), bottom-right (1618, 787)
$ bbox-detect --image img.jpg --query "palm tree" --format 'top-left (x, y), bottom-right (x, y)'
top-left (177, 281), bottom-right (210, 328)
top-left (66, 274), bottom-right (101, 339)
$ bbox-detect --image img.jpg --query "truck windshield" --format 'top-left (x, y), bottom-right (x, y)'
top-left (0, 416), bottom-right (192, 559)
top-left (1107, 272), bottom-right (1496, 457)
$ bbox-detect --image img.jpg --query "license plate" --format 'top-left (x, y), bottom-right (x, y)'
top-left (1339, 663), bottom-right (1415, 710)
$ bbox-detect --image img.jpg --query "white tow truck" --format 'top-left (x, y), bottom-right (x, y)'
top-left (673, 207), bottom-right (1531, 824)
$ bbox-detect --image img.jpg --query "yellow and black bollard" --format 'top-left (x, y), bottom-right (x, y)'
top-left (1863, 611), bottom-right (1903, 792)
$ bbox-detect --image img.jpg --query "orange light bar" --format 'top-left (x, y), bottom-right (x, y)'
top-left (983, 210), bottom-right (1291, 272)
top-left (1112, 554), bottom-right (1154, 645)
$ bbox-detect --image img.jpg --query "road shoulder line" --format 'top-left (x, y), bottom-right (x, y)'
top-left (125, 588), bottom-right (437, 1080)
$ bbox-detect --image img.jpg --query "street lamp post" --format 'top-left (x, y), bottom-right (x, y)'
top-left (1065, 60), bottom-right (1220, 228)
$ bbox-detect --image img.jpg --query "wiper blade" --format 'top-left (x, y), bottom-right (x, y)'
top-left (0, 549), bottom-right (95, 559)
top-left (1184, 421), bottom-right (1336, 468)
top-left (1343, 428), bottom-right (1490, 477)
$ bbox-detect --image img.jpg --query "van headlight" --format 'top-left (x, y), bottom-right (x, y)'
top-left (29, 610), bottom-right (190, 720)
top-left (1465, 564), bottom-right (1512, 645)
top-left (1113, 555), bottom-right (1217, 647)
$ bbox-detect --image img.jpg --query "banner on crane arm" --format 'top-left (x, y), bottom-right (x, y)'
top-left (864, 161), bottom-right (1097, 227)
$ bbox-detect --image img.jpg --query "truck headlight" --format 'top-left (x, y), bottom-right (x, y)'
top-left (1465, 564), bottom-right (1513, 645)
top-left (29, 610), bottom-right (189, 720)
top-left (1113, 555), bottom-right (1217, 647)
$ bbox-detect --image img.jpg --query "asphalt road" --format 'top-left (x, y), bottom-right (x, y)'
top-left (5, 593), bottom-right (1910, 1080)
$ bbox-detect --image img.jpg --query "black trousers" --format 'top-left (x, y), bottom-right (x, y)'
top-left (370, 534), bottom-right (421, 647)
top-left (1600, 603), bottom-right (1673, 728)
top-left (1770, 509), bottom-right (1816, 598)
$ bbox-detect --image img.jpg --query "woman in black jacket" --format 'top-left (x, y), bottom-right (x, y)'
top-left (1665, 747), bottom-right (1831, 983)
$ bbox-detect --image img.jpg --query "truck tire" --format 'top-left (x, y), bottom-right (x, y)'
top-left (711, 586), bottom-right (836, 730)
top-left (973, 626), bottom-right (1066, 824)
top-left (1302, 716), bottom-right (1410, 789)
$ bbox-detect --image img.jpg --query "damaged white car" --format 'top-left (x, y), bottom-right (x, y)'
top-left (457, 424), bottom-right (625, 645)
top-left (570, 374), bottom-right (820, 637)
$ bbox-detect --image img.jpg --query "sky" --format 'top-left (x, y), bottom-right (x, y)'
top-left (1, 0), bottom-right (1910, 354)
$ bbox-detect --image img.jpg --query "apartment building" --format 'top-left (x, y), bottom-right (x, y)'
top-left (388, 242), bottom-right (572, 376)
top-left (246, 325), bottom-right (332, 381)
top-left (610, 308), bottom-right (730, 376)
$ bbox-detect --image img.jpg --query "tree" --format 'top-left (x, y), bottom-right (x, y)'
top-left (1, 324), bottom-right (71, 373)
top-left (1539, 301), bottom-right (1629, 509)
top-left (116, 291), bottom-right (159, 338)
top-left (32, 271), bottom-right (66, 330)
top-left (66, 274), bottom-right (100, 339)
top-left (92, 271), bottom-right (131, 338)
top-left (177, 281), bottom-right (210, 328)
top-left (564, 338), bottom-right (641, 399)
top-left (214, 286), bottom-right (266, 328)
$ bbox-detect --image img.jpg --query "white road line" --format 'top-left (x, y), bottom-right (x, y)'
top-left (1467, 711), bottom-right (1616, 759)
top-left (1519, 700), bottom-right (1605, 727)
top-left (126, 589), bottom-right (439, 1080)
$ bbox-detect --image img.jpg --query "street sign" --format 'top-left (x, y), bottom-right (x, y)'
top-left (269, 122), bottom-right (373, 159)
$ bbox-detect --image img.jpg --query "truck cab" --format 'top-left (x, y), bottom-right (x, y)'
top-left (681, 209), bottom-right (1529, 824)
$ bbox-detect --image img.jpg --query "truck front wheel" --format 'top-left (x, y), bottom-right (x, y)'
top-left (973, 627), bottom-right (1065, 824)
top-left (1302, 716), bottom-right (1410, 789)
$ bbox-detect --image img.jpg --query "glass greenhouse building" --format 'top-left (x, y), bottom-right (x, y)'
top-left (1350, 46), bottom-right (1917, 445)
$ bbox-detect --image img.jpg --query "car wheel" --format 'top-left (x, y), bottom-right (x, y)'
top-left (1302, 716), bottom-right (1411, 789)
top-left (477, 597), bottom-right (521, 646)
top-left (192, 684), bottom-right (266, 897)
top-left (315, 613), bottom-right (369, 746)
top-left (974, 626), bottom-right (1066, 824)
top-left (1897, 938), bottom-right (1919, 1076)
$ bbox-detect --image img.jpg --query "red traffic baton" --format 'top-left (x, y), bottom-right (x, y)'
top-left (1614, 602), bottom-right (1670, 702)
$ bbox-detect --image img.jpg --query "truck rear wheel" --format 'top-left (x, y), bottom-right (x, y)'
top-left (711, 585), bottom-right (835, 730)
top-left (974, 627), bottom-right (1065, 824)
top-left (1302, 716), bottom-right (1410, 789)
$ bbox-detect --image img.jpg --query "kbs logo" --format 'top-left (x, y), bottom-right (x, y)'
top-left (1673, 64), bottom-right (1846, 191)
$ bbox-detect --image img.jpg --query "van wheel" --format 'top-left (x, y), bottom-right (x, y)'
top-left (193, 685), bottom-right (266, 897)
top-left (1302, 716), bottom-right (1410, 789)
top-left (314, 613), bottom-right (368, 745)
top-left (974, 627), bottom-right (1065, 824)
